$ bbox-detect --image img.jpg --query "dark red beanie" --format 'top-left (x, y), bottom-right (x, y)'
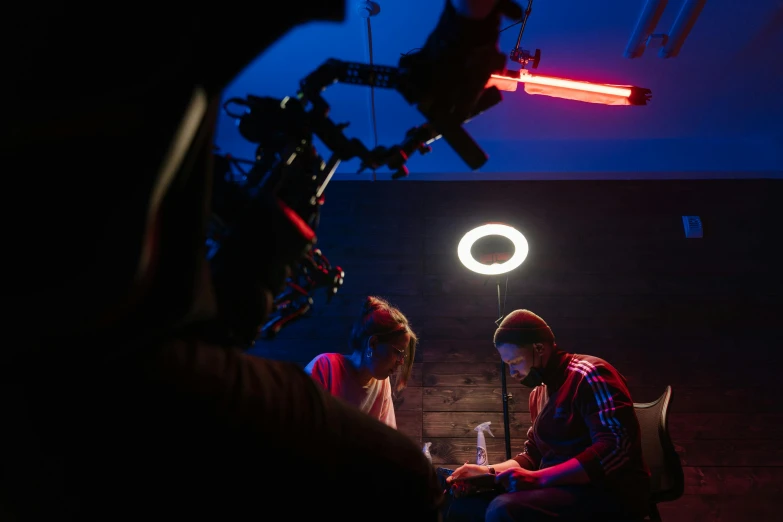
top-left (493, 309), bottom-right (555, 345)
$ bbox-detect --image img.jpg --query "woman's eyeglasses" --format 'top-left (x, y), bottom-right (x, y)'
top-left (390, 346), bottom-right (408, 362)
top-left (376, 327), bottom-right (409, 362)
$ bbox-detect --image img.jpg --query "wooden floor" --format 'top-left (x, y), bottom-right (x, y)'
top-left (249, 178), bottom-right (783, 522)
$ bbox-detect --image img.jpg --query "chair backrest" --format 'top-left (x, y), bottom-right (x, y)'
top-left (633, 385), bottom-right (684, 506)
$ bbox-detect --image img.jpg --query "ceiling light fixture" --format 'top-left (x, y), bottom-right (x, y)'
top-left (624, 0), bottom-right (707, 60)
top-left (624, 0), bottom-right (669, 59)
top-left (659, 0), bottom-right (707, 58)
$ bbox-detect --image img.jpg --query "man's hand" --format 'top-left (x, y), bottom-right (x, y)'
top-left (495, 468), bottom-right (544, 492)
top-left (446, 463), bottom-right (495, 498)
top-left (446, 462), bottom-right (487, 484)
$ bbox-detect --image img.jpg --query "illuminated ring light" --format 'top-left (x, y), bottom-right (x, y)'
top-left (457, 223), bottom-right (529, 276)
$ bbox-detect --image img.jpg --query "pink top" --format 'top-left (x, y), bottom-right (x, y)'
top-left (305, 353), bottom-right (397, 428)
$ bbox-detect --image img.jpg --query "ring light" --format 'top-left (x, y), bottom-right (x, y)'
top-left (457, 223), bottom-right (528, 275)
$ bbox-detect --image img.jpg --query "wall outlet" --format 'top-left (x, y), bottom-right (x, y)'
top-left (682, 215), bottom-right (703, 238)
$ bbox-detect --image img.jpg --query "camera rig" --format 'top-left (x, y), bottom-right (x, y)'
top-left (223, 58), bottom-right (503, 180)
top-left (211, 57), bottom-right (504, 341)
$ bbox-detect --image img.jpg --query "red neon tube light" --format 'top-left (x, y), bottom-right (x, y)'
top-left (487, 70), bottom-right (652, 106)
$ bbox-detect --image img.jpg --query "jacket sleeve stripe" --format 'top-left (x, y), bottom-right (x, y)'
top-left (568, 358), bottom-right (632, 474)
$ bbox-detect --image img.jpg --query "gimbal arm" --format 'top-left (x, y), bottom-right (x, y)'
top-left (297, 58), bottom-right (503, 180)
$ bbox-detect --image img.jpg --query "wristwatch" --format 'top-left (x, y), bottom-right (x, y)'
top-left (488, 466), bottom-right (496, 475)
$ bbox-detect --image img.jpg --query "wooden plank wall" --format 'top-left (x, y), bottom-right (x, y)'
top-left (248, 179), bottom-right (783, 521)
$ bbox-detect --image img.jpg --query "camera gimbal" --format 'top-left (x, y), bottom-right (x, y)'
top-left (212, 56), bottom-right (504, 342)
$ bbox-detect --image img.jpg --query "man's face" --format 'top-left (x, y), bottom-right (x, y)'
top-left (495, 342), bottom-right (537, 381)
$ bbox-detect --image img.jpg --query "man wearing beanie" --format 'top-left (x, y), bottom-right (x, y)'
top-left (444, 310), bottom-right (650, 522)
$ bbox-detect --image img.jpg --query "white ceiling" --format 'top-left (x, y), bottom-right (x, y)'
top-left (215, 0), bottom-right (783, 180)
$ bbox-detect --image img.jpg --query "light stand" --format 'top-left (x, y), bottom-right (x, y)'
top-left (457, 223), bottom-right (529, 461)
top-left (496, 276), bottom-right (512, 460)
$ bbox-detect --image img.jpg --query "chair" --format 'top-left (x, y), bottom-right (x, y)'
top-left (633, 385), bottom-right (685, 521)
